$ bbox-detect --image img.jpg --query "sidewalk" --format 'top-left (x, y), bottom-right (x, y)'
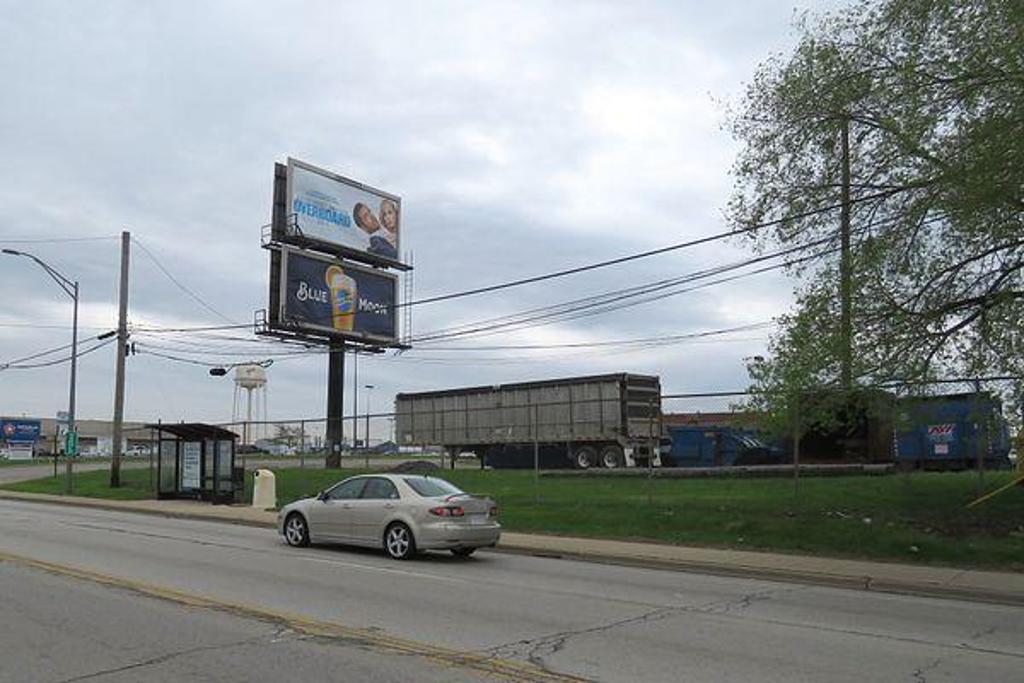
top-left (2, 489), bottom-right (1022, 606)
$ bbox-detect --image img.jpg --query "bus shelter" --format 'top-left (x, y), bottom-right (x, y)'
top-left (150, 423), bottom-right (240, 504)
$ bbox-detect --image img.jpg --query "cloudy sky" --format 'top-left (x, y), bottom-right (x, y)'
top-left (0, 1), bottom-right (834, 435)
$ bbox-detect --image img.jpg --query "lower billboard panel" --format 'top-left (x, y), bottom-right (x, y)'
top-left (270, 248), bottom-right (398, 345)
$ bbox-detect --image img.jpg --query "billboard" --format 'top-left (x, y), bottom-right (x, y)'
top-left (280, 158), bottom-right (403, 268)
top-left (272, 248), bottom-right (398, 344)
top-left (1, 419), bottom-right (41, 443)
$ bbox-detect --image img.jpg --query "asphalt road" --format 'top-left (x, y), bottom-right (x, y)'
top-left (0, 500), bottom-right (1020, 682)
top-left (0, 561), bottom-right (486, 683)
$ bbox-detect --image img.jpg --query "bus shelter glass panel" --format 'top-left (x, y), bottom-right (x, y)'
top-left (158, 440), bottom-right (178, 494)
top-left (203, 439), bottom-right (217, 494)
top-left (217, 440), bottom-right (234, 493)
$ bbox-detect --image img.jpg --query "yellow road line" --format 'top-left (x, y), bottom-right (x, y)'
top-left (0, 550), bottom-right (586, 683)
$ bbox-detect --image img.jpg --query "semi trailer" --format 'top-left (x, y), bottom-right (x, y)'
top-left (395, 373), bottom-right (664, 469)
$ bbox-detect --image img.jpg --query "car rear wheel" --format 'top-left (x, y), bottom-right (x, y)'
top-left (384, 522), bottom-right (417, 560)
top-left (451, 547), bottom-right (476, 558)
top-left (284, 513), bottom-right (310, 547)
top-left (574, 446), bottom-right (597, 469)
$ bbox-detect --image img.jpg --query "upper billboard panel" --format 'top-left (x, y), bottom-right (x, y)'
top-left (283, 158), bottom-right (404, 268)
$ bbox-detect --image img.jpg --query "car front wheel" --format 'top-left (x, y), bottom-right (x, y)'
top-left (284, 513), bottom-right (310, 547)
top-left (384, 522), bottom-right (417, 560)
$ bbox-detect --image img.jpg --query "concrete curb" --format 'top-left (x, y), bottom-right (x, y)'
top-left (2, 489), bottom-right (1022, 606)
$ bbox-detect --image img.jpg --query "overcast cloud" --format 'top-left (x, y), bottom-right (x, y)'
top-left (0, 1), bottom-right (828, 432)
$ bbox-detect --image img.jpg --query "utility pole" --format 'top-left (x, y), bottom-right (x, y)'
top-left (111, 231), bottom-right (130, 487)
top-left (839, 114), bottom-right (853, 389)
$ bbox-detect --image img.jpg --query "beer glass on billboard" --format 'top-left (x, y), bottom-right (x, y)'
top-left (325, 265), bottom-right (357, 332)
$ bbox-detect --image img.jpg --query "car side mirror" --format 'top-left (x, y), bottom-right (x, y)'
top-left (317, 490), bottom-right (327, 501)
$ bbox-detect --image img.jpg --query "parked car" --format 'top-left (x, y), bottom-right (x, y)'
top-left (666, 426), bottom-right (786, 467)
top-left (278, 474), bottom-right (500, 560)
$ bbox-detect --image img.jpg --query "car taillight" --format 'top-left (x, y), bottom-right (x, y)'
top-left (429, 506), bottom-right (465, 517)
top-left (488, 506), bottom-right (498, 517)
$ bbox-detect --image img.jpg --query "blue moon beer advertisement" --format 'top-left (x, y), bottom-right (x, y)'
top-left (285, 158), bottom-right (402, 267)
top-left (280, 249), bottom-right (398, 343)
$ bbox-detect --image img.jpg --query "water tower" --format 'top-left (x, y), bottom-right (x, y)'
top-left (232, 363), bottom-right (268, 445)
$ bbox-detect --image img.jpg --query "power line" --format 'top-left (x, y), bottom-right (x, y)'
top-left (416, 322), bottom-right (773, 351)
top-left (0, 338), bottom-right (115, 370)
top-left (399, 187), bottom-right (904, 309)
top-left (0, 235), bottom-right (120, 244)
top-left (411, 243), bottom-right (835, 344)
top-left (1, 340), bottom-right (78, 367)
top-left (130, 321), bottom-right (772, 368)
top-left (132, 323), bottom-right (252, 333)
top-left (409, 208), bottom-right (925, 344)
top-left (0, 322), bottom-right (113, 331)
top-left (132, 239), bottom-right (239, 325)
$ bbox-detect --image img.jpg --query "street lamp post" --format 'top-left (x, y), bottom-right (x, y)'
top-left (3, 249), bottom-right (79, 454)
top-left (364, 384), bottom-right (374, 469)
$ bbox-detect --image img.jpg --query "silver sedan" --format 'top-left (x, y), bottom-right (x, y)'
top-left (278, 474), bottom-right (501, 560)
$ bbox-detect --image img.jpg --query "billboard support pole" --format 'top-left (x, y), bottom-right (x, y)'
top-left (326, 342), bottom-right (345, 468)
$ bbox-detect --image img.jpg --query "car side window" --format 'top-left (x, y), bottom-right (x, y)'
top-left (361, 478), bottom-right (400, 500)
top-left (326, 478), bottom-right (366, 501)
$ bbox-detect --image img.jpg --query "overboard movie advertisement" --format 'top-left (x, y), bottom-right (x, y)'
top-left (285, 158), bottom-right (402, 267)
top-left (280, 248), bottom-right (398, 343)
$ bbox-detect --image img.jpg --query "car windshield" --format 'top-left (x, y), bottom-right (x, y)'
top-left (402, 476), bottom-right (464, 498)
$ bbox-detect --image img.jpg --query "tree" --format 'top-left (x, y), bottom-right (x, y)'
top-left (728, 0), bottom-right (1024, 412)
top-left (271, 424), bottom-right (303, 450)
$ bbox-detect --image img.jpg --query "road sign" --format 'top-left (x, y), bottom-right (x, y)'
top-left (64, 430), bottom-right (79, 457)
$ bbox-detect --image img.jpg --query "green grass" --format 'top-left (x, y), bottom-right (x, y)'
top-left (0, 456), bottom-right (126, 468)
top-left (4, 465), bottom-right (1023, 570)
top-left (4, 465), bottom-right (157, 500)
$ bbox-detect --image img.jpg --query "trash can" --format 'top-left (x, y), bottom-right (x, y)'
top-left (252, 469), bottom-right (276, 510)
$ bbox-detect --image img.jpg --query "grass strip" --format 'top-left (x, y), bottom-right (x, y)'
top-left (4, 466), bottom-right (1022, 570)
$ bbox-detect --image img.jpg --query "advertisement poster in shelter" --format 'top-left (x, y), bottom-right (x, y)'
top-left (181, 442), bottom-right (201, 490)
top-left (280, 249), bottom-right (398, 343)
top-left (285, 158), bottom-right (402, 267)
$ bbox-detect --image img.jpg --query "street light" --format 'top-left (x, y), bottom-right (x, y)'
top-left (3, 249), bottom-right (79, 455)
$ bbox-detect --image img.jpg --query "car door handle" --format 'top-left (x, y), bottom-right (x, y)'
top-left (384, 503), bottom-right (395, 509)
top-left (342, 504), bottom-right (353, 509)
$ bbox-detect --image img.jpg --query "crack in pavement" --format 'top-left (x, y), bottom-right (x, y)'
top-left (967, 625), bottom-right (997, 641)
top-left (483, 585), bottom-right (800, 672)
top-left (689, 586), bottom-right (800, 615)
top-left (482, 582), bottom-right (1024, 677)
top-left (488, 605), bottom-right (677, 672)
top-left (55, 626), bottom-right (303, 679)
top-left (910, 657), bottom-right (942, 683)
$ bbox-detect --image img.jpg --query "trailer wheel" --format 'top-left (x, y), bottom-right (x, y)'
top-left (600, 445), bottom-right (624, 468)
top-left (573, 446), bottom-right (597, 469)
